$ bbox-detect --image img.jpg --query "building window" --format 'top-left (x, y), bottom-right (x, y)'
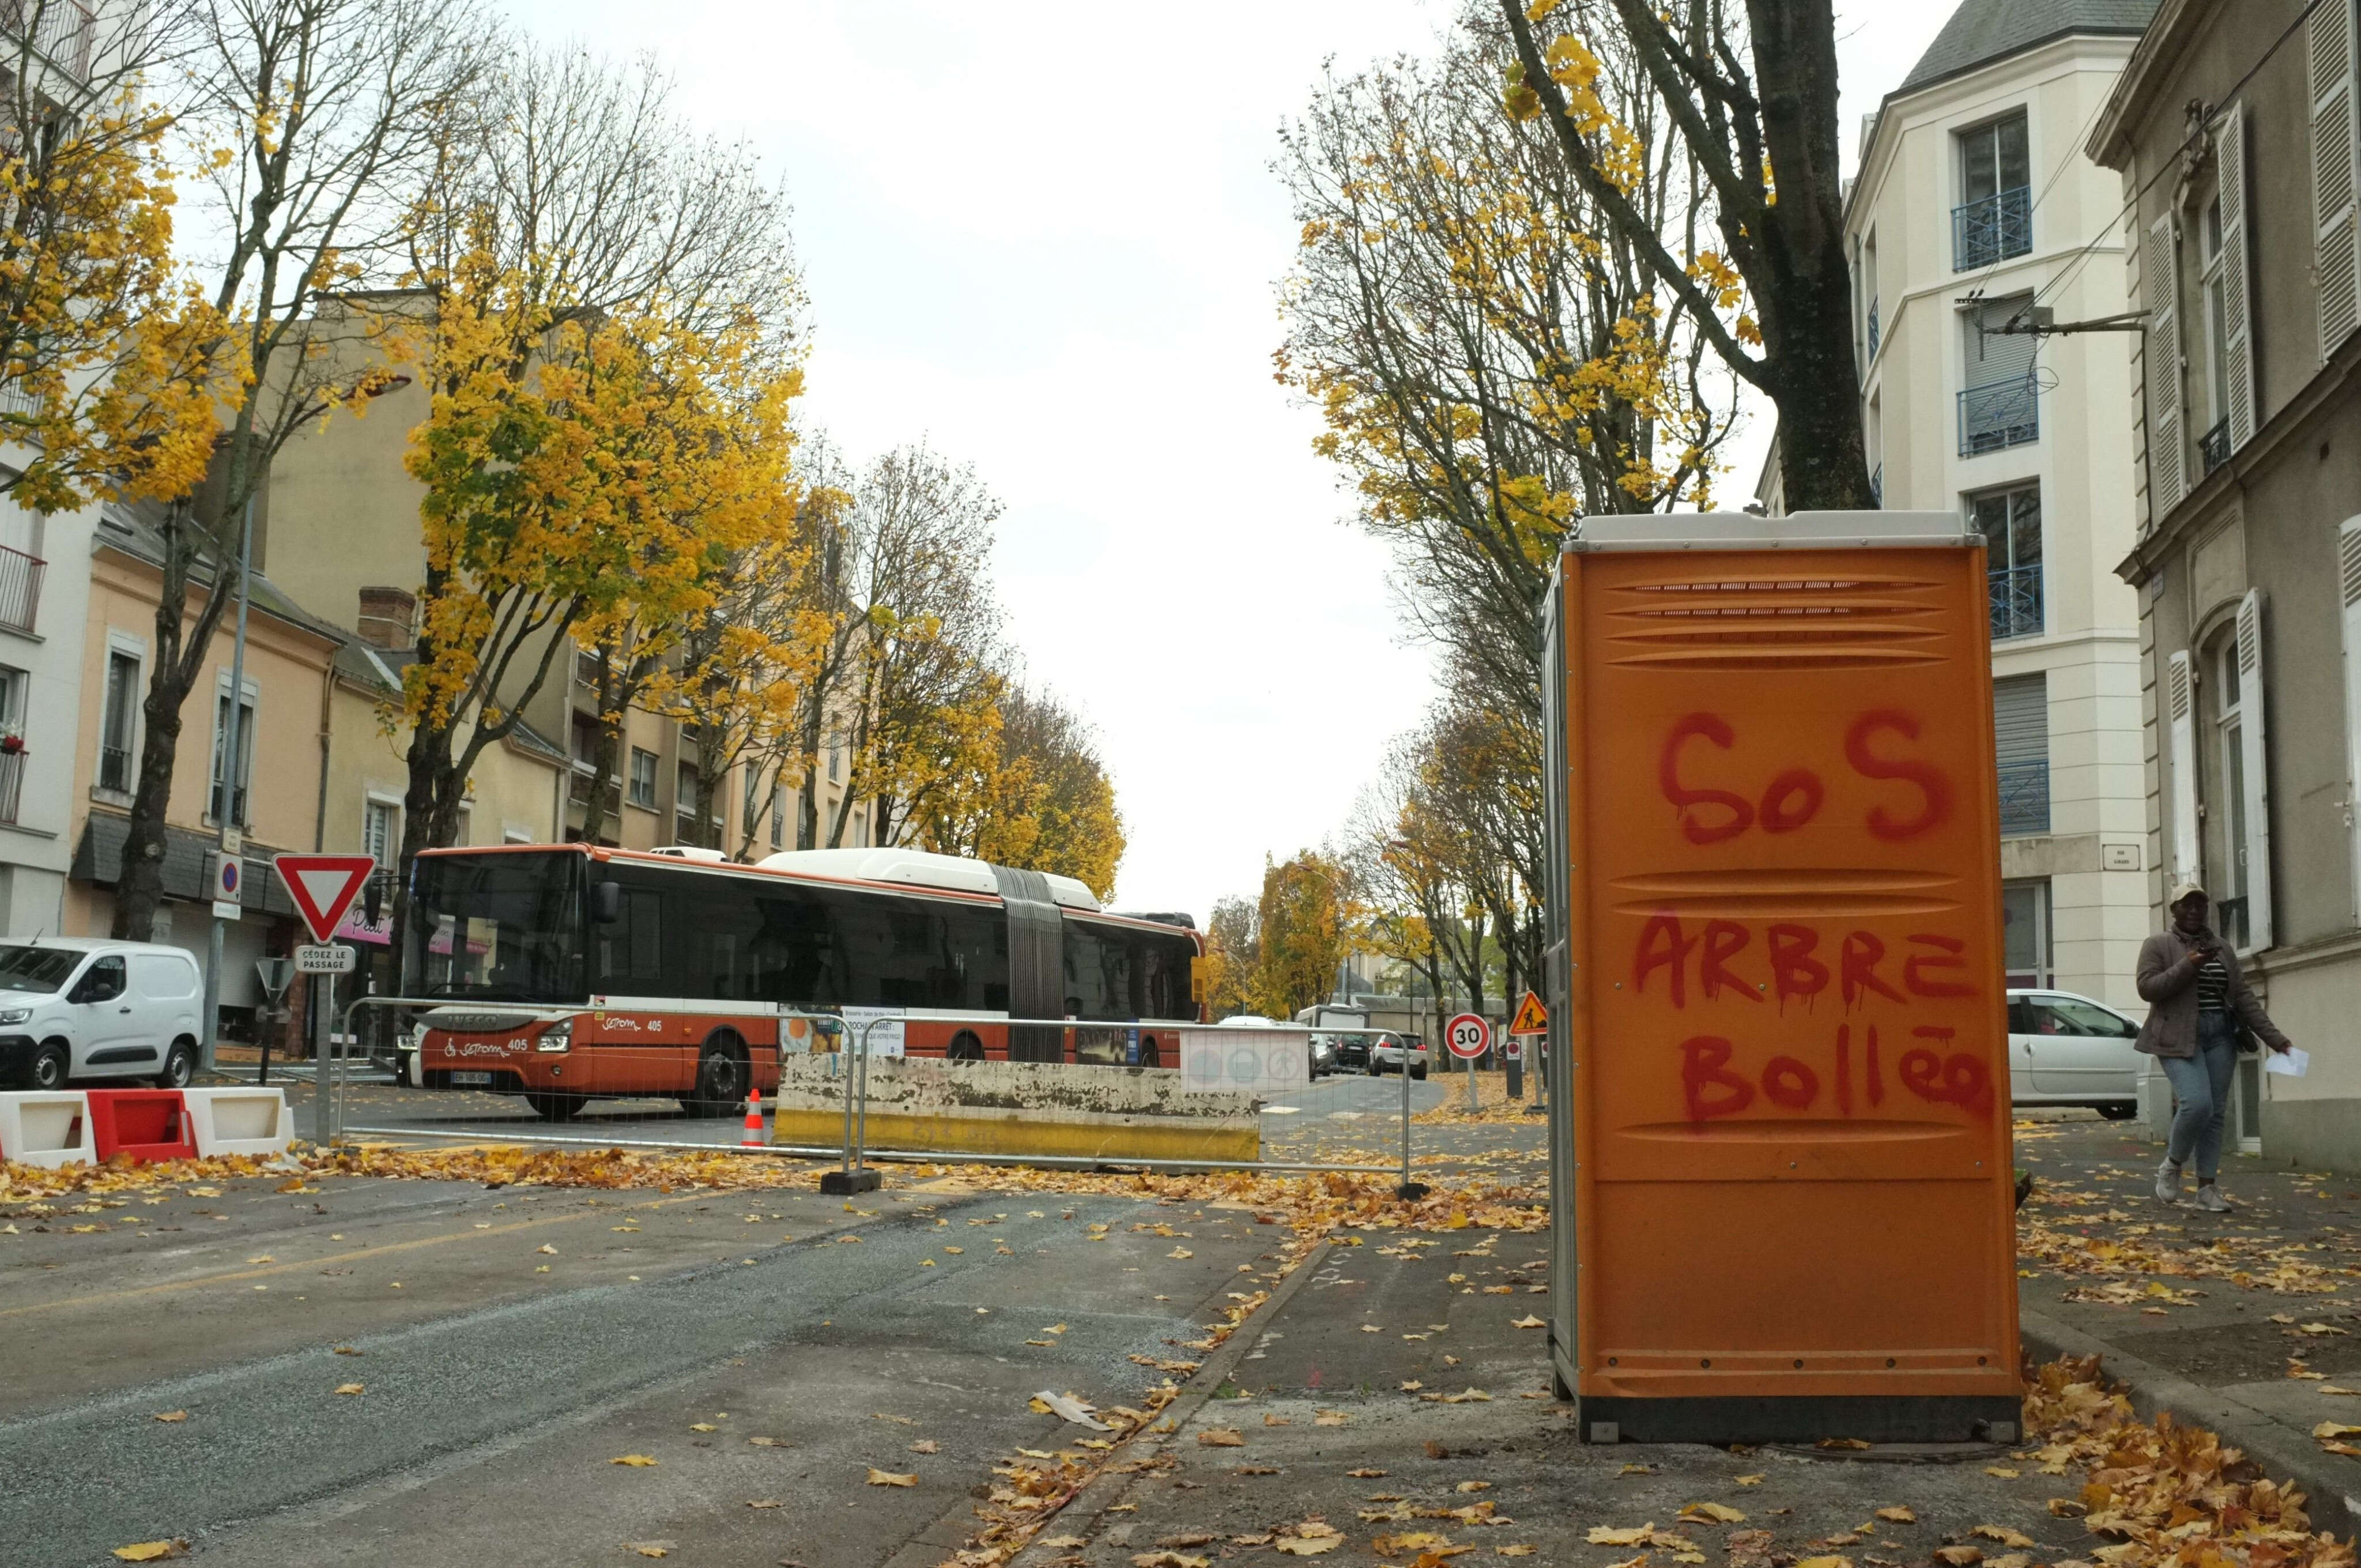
top-left (570, 713), bottom-right (598, 769)
top-left (627, 747), bottom-right (657, 809)
top-left (0, 665), bottom-right (21, 824)
top-left (2198, 191), bottom-right (2232, 474)
top-left (209, 685), bottom-right (255, 827)
top-left (2001, 879), bottom-right (2052, 989)
top-left (363, 798), bottom-right (398, 867)
top-left (827, 740), bottom-right (841, 783)
top-left (1953, 112), bottom-right (2031, 269)
top-left (770, 782), bottom-right (785, 849)
top-left (1970, 484), bottom-right (2043, 639)
top-left (1958, 295), bottom-right (2039, 455)
top-left (99, 648), bottom-right (138, 794)
top-left (1993, 673), bottom-right (2050, 837)
top-left (677, 760), bottom-right (700, 827)
top-left (2214, 634), bottom-right (2253, 950)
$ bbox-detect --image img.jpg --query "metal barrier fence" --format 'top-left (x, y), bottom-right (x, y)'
top-left (332, 1004), bottom-right (1448, 1196)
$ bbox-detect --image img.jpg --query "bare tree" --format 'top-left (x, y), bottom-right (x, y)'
top-left (1499, 0), bottom-right (1871, 508)
top-left (790, 442), bottom-right (1003, 851)
top-left (112, 0), bottom-right (493, 939)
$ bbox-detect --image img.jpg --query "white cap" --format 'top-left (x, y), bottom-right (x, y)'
top-left (2168, 882), bottom-right (2208, 908)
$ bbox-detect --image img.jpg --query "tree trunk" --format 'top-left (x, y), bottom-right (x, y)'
top-left (111, 500), bottom-right (234, 941)
top-left (387, 722), bottom-right (453, 985)
top-left (1746, 0), bottom-right (1871, 511)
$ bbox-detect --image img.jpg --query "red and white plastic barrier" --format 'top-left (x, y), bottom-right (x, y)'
top-left (0, 1091), bottom-right (96, 1167)
top-left (180, 1087), bottom-right (290, 1158)
top-left (0, 1085), bottom-right (291, 1166)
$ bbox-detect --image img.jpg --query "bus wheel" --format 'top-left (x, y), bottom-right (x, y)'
top-left (1137, 1035), bottom-right (1160, 1069)
top-left (526, 1091), bottom-right (584, 1121)
top-left (684, 1042), bottom-right (748, 1115)
top-left (946, 1030), bottom-right (985, 1062)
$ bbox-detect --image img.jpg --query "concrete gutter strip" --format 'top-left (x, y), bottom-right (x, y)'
top-left (978, 1241), bottom-right (1338, 1568)
top-left (2020, 1307), bottom-right (2361, 1538)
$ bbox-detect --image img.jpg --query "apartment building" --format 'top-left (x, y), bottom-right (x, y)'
top-left (2092, 0), bottom-right (2361, 1169)
top-left (1823, 0), bottom-right (2158, 1009)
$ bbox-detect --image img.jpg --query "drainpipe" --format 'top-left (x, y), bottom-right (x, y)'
top-left (315, 658), bottom-right (333, 851)
top-left (200, 495), bottom-right (256, 1073)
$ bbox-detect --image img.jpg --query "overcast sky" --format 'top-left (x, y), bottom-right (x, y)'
top-left (504, 1), bottom-right (1960, 921)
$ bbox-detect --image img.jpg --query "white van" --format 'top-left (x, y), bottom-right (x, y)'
top-left (0, 939), bottom-right (206, 1091)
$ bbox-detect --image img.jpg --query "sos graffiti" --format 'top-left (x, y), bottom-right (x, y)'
top-left (1660, 710), bottom-right (1951, 845)
top-left (1679, 1024), bottom-right (1992, 1122)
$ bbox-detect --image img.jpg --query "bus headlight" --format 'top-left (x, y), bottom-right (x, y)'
top-left (535, 1017), bottom-right (574, 1053)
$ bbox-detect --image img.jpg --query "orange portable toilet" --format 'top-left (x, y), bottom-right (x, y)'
top-left (1540, 512), bottom-right (2021, 1444)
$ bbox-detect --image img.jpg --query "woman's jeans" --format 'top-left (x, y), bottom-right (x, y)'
top-left (2163, 1012), bottom-right (2241, 1178)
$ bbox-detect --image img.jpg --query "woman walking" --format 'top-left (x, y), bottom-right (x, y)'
top-left (2136, 883), bottom-right (2294, 1210)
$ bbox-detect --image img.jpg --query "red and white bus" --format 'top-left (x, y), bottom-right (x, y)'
top-left (400, 844), bottom-right (1205, 1120)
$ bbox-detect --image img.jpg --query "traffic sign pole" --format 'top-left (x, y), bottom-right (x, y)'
top-left (271, 854), bottom-right (378, 1149)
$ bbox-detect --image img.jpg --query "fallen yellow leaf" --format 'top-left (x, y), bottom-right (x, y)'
top-left (1198, 1428), bottom-right (1246, 1447)
top-left (152, 1411), bottom-right (187, 1423)
top-left (1682, 1502), bottom-right (1746, 1522)
top-left (865, 1467), bottom-right (917, 1487)
top-left (1875, 1506), bottom-right (1916, 1524)
top-left (1590, 1525), bottom-right (1654, 1546)
top-left (111, 1545), bottom-right (183, 1563)
top-left (1972, 1526), bottom-right (2035, 1548)
top-left (2315, 1421), bottom-right (2361, 1439)
top-left (610, 1455), bottom-right (659, 1467)
top-left (1510, 1314), bottom-right (1546, 1329)
top-left (333, 1384), bottom-right (364, 1396)
top-left (1734, 1473), bottom-right (1763, 1486)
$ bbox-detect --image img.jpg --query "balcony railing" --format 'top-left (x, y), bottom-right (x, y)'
top-left (208, 779), bottom-right (247, 827)
top-left (0, 748), bottom-right (20, 824)
top-left (1989, 563), bottom-right (2043, 640)
top-left (1958, 374), bottom-right (2039, 456)
top-left (1866, 297), bottom-right (1880, 359)
top-left (97, 741), bottom-right (129, 793)
top-left (2200, 417), bottom-right (2231, 477)
top-left (0, 0), bottom-right (95, 79)
top-left (1953, 185), bottom-right (2032, 271)
top-left (0, 544), bottom-right (41, 635)
top-left (1869, 463), bottom-right (1883, 507)
top-left (1997, 759), bottom-right (2050, 838)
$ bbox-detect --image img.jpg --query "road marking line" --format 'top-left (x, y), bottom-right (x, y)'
top-left (0, 1192), bottom-right (728, 1320)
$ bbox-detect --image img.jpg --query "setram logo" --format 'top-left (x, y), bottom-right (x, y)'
top-left (443, 1040), bottom-right (522, 1059)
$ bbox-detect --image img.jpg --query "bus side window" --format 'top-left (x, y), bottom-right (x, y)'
top-left (942, 904), bottom-right (1002, 1013)
top-left (599, 888), bottom-right (666, 989)
top-left (752, 891), bottom-right (839, 1009)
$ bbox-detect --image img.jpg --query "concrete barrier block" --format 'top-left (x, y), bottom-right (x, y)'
top-left (773, 1056), bottom-right (1260, 1163)
top-left (181, 1087), bottom-right (291, 1158)
top-left (0, 1090), bottom-right (95, 1167)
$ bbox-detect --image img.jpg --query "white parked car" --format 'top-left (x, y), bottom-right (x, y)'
top-left (1370, 1031), bottom-right (1431, 1080)
top-left (2007, 989), bottom-right (2143, 1118)
top-left (0, 938), bottom-right (206, 1091)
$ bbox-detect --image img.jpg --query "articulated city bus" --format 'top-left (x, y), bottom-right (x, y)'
top-left (400, 843), bottom-right (1204, 1120)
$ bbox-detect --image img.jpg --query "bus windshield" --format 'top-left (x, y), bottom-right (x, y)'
top-left (406, 853), bottom-right (586, 1004)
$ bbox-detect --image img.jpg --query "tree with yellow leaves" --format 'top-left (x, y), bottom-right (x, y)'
top-left (1498, 0), bottom-right (1873, 508)
top-left (399, 235), bottom-right (805, 896)
top-left (922, 684), bottom-right (1127, 901)
top-left (113, 0), bottom-right (492, 940)
top-left (1249, 851), bottom-right (1359, 1023)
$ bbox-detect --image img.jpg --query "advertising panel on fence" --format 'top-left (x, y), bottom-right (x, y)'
top-left (1542, 511), bottom-right (2020, 1444)
top-left (1179, 1027), bottom-right (1310, 1096)
top-left (840, 1006), bottom-right (906, 1060)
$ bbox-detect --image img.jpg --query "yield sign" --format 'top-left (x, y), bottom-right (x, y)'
top-left (273, 854), bottom-right (379, 944)
top-left (1508, 990), bottom-right (1549, 1036)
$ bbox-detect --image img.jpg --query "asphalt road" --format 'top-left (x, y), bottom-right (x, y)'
top-left (0, 1164), bottom-right (1294, 1567)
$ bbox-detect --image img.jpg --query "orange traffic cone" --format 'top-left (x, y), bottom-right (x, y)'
top-left (741, 1085), bottom-right (765, 1147)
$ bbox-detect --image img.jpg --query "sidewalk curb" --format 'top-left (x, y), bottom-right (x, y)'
top-left (990, 1238), bottom-right (1340, 1568)
top-left (2021, 1307), bottom-right (2361, 1537)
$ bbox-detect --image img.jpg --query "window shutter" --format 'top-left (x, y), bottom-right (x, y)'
top-left (2220, 101), bottom-right (2258, 449)
top-left (2167, 650), bottom-right (2200, 881)
top-left (2236, 589), bottom-right (2273, 951)
top-left (2311, 0), bottom-right (2361, 359)
top-left (2145, 215), bottom-right (2185, 512)
top-left (2341, 518), bottom-right (2361, 920)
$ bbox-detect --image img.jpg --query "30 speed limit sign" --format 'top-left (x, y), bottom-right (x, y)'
top-left (1444, 1012), bottom-right (1491, 1060)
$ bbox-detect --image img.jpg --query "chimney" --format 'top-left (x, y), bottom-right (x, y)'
top-left (357, 586), bottom-right (416, 651)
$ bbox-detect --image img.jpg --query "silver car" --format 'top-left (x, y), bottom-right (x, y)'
top-left (2007, 989), bottom-right (2142, 1118)
top-left (1369, 1031), bottom-right (1430, 1080)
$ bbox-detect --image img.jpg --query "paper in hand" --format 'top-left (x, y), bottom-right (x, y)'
top-left (2266, 1047), bottom-right (2310, 1078)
